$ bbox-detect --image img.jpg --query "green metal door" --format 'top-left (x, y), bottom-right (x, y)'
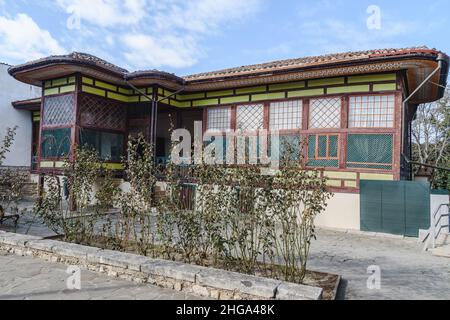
top-left (360, 181), bottom-right (430, 237)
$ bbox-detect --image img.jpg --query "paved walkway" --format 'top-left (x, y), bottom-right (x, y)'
top-left (309, 229), bottom-right (450, 300)
top-left (0, 252), bottom-right (199, 300)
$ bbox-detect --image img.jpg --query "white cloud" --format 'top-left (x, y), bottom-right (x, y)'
top-left (120, 0), bottom-right (261, 69)
top-left (122, 34), bottom-right (200, 69)
top-left (56, 0), bottom-right (147, 27)
top-left (151, 0), bottom-right (261, 34)
top-left (0, 14), bottom-right (65, 62)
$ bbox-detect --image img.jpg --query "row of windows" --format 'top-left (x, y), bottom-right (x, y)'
top-left (207, 95), bottom-right (396, 132)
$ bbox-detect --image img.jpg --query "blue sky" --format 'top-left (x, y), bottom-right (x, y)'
top-left (0, 0), bottom-right (449, 76)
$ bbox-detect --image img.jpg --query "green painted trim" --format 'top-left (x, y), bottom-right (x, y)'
top-left (269, 81), bottom-right (305, 91)
top-left (44, 81), bottom-right (52, 88)
top-left (40, 161), bottom-right (65, 169)
top-left (104, 163), bottom-right (124, 170)
top-left (348, 73), bottom-right (396, 83)
top-left (44, 88), bottom-right (59, 96)
top-left (107, 91), bottom-right (129, 102)
top-left (236, 86), bottom-right (266, 95)
top-left (82, 85), bottom-right (106, 97)
top-left (309, 77), bottom-right (345, 87)
top-left (68, 76), bottom-right (76, 84)
top-left (33, 116), bottom-right (41, 122)
top-left (170, 100), bottom-right (191, 108)
top-left (326, 180), bottom-right (342, 187)
top-left (327, 85), bottom-right (370, 94)
top-left (373, 83), bottom-right (396, 91)
top-left (207, 90), bottom-right (234, 98)
top-left (52, 77), bottom-right (68, 87)
top-left (251, 92), bottom-right (285, 101)
top-left (193, 98), bottom-right (219, 107)
top-left (146, 87), bottom-right (153, 95)
top-left (82, 77), bottom-right (94, 85)
top-left (95, 80), bottom-right (117, 92)
top-left (177, 93), bottom-right (205, 101)
top-left (288, 88), bottom-right (324, 98)
top-left (118, 87), bottom-right (133, 95)
top-left (220, 95), bottom-right (250, 104)
top-left (59, 84), bottom-right (76, 94)
top-left (324, 171), bottom-right (357, 179)
top-left (128, 96), bottom-right (140, 103)
top-left (360, 173), bottom-right (394, 181)
top-left (344, 181), bottom-right (357, 188)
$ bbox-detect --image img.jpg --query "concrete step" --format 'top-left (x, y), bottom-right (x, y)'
top-left (432, 244), bottom-right (450, 258)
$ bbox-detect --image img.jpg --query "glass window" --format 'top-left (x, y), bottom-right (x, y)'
top-left (307, 134), bottom-right (339, 167)
top-left (349, 95), bottom-right (395, 128)
top-left (236, 104), bottom-right (264, 131)
top-left (207, 107), bottom-right (231, 132)
top-left (309, 98), bottom-right (341, 128)
top-left (79, 129), bottom-right (124, 162)
top-left (41, 128), bottom-right (71, 158)
top-left (347, 134), bottom-right (393, 170)
top-left (270, 100), bottom-right (302, 130)
top-left (42, 94), bottom-right (75, 126)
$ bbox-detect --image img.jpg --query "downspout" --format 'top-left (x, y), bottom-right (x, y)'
top-left (401, 54), bottom-right (447, 177)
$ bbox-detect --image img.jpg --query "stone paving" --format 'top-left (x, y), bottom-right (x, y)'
top-left (0, 252), bottom-right (200, 300)
top-left (2, 201), bottom-right (450, 300)
top-left (308, 229), bottom-right (450, 300)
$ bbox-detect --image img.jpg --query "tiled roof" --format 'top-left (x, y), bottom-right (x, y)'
top-left (8, 46), bottom-right (447, 84)
top-left (184, 46), bottom-right (442, 81)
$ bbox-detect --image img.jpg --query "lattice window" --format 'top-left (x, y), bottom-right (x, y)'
top-left (347, 134), bottom-right (393, 170)
top-left (349, 95), bottom-right (395, 128)
top-left (307, 134), bottom-right (339, 167)
top-left (42, 94), bottom-right (75, 126)
top-left (237, 104), bottom-right (264, 131)
top-left (270, 100), bottom-right (302, 130)
top-left (207, 107), bottom-right (231, 132)
top-left (80, 94), bottom-right (127, 131)
top-left (309, 98), bottom-right (341, 128)
top-left (41, 128), bottom-right (71, 158)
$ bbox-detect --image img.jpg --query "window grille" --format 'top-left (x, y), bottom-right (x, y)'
top-left (307, 134), bottom-right (339, 167)
top-left (270, 100), bottom-right (302, 130)
top-left (80, 94), bottom-right (127, 131)
top-left (207, 107), bottom-right (231, 132)
top-left (349, 95), bottom-right (395, 128)
top-left (347, 134), bottom-right (393, 170)
top-left (42, 94), bottom-right (75, 126)
top-left (269, 134), bottom-right (301, 162)
top-left (309, 98), bottom-right (341, 129)
top-left (79, 129), bottom-right (124, 162)
top-left (237, 104), bottom-right (264, 131)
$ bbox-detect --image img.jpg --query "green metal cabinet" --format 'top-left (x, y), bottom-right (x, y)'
top-left (360, 180), bottom-right (430, 237)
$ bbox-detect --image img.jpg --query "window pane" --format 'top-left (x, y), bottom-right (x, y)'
top-left (270, 100), bottom-right (302, 130)
top-left (80, 94), bottom-right (127, 131)
top-left (329, 135), bottom-right (338, 158)
top-left (269, 135), bottom-right (300, 161)
top-left (309, 98), bottom-right (341, 128)
top-left (237, 104), bottom-right (264, 131)
top-left (349, 95), bottom-right (395, 128)
top-left (347, 134), bottom-right (393, 169)
top-left (79, 129), bottom-right (124, 162)
top-left (318, 136), bottom-right (328, 158)
top-left (43, 94), bottom-right (75, 126)
top-left (41, 128), bottom-right (71, 158)
top-left (207, 107), bottom-right (231, 132)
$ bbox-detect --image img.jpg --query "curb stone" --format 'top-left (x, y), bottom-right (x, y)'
top-left (0, 231), bottom-right (323, 300)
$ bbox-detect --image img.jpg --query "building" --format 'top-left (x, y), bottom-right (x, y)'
top-left (7, 47), bottom-right (449, 234)
top-left (0, 63), bottom-right (41, 170)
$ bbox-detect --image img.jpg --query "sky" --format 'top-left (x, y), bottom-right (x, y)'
top-left (0, 0), bottom-right (449, 76)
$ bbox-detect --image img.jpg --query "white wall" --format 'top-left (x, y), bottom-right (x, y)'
top-left (0, 63), bottom-right (41, 167)
top-left (315, 192), bottom-right (361, 231)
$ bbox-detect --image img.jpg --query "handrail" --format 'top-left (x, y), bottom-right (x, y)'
top-left (430, 203), bottom-right (449, 249)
